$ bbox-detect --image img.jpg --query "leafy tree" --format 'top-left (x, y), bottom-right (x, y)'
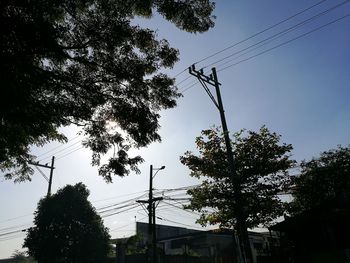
top-left (180, 126), bottom-right (295, 229)
top-left (0, 0), bottom-right (215, 182)
top-left (289, 145), bottom-right (350, 214)
top-left (23, 183), bottom-right (110, 263)
top-left (11, 250), bottom-right (28, 263)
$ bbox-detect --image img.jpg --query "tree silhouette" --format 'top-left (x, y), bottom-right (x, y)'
top-left (289, 145), bottom-right (350, 214)
top-left (23, 183), bottom-right (110, 263)
top-left (180, 126), bottom-right (295, 229)
top-left (11, 250), bottom-right (28, 263)
top-left (0, 0), bottom-right (215, 182)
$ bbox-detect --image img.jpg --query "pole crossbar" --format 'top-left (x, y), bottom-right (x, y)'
top-left (28, 156), bottom-right (55, 197)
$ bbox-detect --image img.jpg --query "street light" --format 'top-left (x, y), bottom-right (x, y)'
top-left (152, 165), bottom-right (165, 179)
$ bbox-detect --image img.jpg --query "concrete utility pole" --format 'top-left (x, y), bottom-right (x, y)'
top-left (189, 65), bottom-right (252, 263)
top-left (149, 165), bottom-right (154, 254)
top-left (29, 156), bottom-right (55, 197)
top-left (137, 165), bottom-right (165, 263)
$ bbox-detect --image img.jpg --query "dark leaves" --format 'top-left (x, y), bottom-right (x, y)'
top-left (0, 0), bottom-right (215, 181)
top-left (180, 126), bottom-right (295, 229)
top-left (289, 145), bottom-right (350, 214)
top-left (23, 183), bottom-right (110, 263)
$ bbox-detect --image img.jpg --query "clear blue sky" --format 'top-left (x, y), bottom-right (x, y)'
top-left (1, 0), bottom-right (349, 258)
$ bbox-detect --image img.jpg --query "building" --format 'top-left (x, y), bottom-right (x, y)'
top-left (115, 222), bottom-right (278, 263)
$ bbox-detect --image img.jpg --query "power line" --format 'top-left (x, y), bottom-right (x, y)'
top-left (0, 174), bottom-right (300, 240)
top-left (176, 75), bottom-right (192, 87)
top-left (174, 0), bottom-right (330, 90)
top-left (0, 233), bottom-right (26, 242)
top-left (96, 193), bottom-right (148, 211)
top-left (36, 135), bottom-right (81, 159)
top-left (193, 0), bottom-right (330, 66)
top-left (177, 0), bottom-right (348, 94)
top-left (101, 203), bottom-right (141, 218)
top-left (180, 81), bottom-right (199, 94)
top-left (204, 0), bottom-right (350, 70)
top-left (217, 13), bottom-right (350, 72)
top-left (98, 202), bottom-right (140, 214)
top-left (0, 214), bottom-right (32, 225)
top-left (156, 216), bottom-right (205, 230)
top-left (0, 224), bottom-right (31, 234)
top-left (55, 146), bottom-right (85, 160)
top-left (160, 201), bottom-right (200, 216)
top-left (93, 190), bottom-right (148, 203)
top-left (0, 229), bottom-right (27, 238)
top-left (156, 207), bottom-right (198, 221)
top-left (109, 216), bottom-right (148, 233)
top-left (38, 140), bottom-right (82, 162)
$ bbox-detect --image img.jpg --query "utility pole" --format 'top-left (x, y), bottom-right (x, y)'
top-left (136, 165), bottom-right (165, 263)
top-left (189, 65), bottom-right (252, 263)
top-left (28, 156), bottom-right (55, 197)
top-left (47, 156), bottom-right (55, 196)
top-left (149, 164), bottom-right (153, 261)
top-left (152, 200), bottom-right (162, 263)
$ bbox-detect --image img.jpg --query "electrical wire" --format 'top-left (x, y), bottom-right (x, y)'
top-left (193, 0), bottom-right (330, 66)
top-left (38, 140), bottom-right (83, 162)
top-left (0, 224), bottom-right (31, 234)
top-left (176, 0), bottom-right (349, 94)
top-left (160, 201), bottom-right (200, 216)
top-left (35, 135), bottom-right (82, 159)
top-left (0, 214), bottom-right (33, 225)
top-left (0, 233), bottom-right (26, 242)
top-left (173, 0), bottom-right (331, 88)
top-left (217, 13), bottom-right (350, 73)
top-left (156, 216), bottom-right (205, 230)
top-left (55, 146), bottom-right (85, 160)
top-left (93, 190), bottom-right (148, 203)
top-left (0, 229), bottom-right (27, 237)
top-left (109, 216), bottom-right (147, 233)
top-left (96, 193), bottom-right (148, 211)
top-left (204, 0), bottom-right (350, 70)
top-left (0, 174), bottom-right (300, 241)
top-left (101, 203), bottom-right (141, 218)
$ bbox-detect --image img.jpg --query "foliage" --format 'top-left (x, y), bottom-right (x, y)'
top-left (289, 145), bottom-right (350, 214)
top-left (23, 183), bottom-right (110, 263)
top-left (0, 0), bottom-right (215, 182)
top-left (125, 234), bottom-right (146, 255)
top-left (11, 250), bottom-right (28, 263)
top-left (180, 126), bottom-right (295, 229)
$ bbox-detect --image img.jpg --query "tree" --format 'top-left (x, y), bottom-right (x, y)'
top-left (0, 0), bottom-right (215, 182)
top-left (289, 145), bottom-right (350, 214)
top-left (11, 250), bottom-right (28, 263)
top-left (180, 126), bottom-right (295, 230)
top-left (23, 183), bottom-right (110, 263)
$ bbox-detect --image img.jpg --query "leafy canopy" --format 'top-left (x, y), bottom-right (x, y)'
top-left (23, 183), bottom-right (111, 263)
top-left (289, 145), bottom-right (350, 214)
top-left (180, 126), bottom-right (295, 229)
top-left (0, 0), bottom-right (215, 182)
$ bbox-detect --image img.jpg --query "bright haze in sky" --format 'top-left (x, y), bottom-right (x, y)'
top-left (1, 0), bottom-right (349, 259)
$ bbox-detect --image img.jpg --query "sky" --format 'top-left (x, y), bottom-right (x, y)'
top-left (1, 0), bottom-right (350, 259)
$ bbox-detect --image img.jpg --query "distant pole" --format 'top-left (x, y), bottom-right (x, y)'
top-left (148, 165), bottom-right (153, 263)
top-left (136, 165), bottom-right (164, 263)
top-left (47, 156), bottom-right (55, 197)
top-left (152, 202), bottom-right (157, 263)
